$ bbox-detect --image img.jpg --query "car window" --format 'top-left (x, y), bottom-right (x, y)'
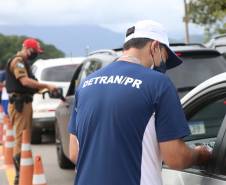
top-left (185, 98), bottom-right (226, 141)
top-left (66, 63), bottom-right (84, 96)
top-left (41, 64), bottom-right (79, 82)
top-left (77, 59), bottom-right (102, 86)
top-left (167, 55), bottom-right (226, 97)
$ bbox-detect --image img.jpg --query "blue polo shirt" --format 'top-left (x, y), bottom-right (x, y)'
top-left (68, 61), bottom-right (190, 185)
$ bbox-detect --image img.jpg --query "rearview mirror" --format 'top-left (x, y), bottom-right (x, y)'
top-left (49, 88), bottom-right (65, 101)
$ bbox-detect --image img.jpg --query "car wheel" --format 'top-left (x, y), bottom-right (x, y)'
top-left (31, 128), bottom-right (42, 144)
top-left (55, 121), bottom-right (74, 169)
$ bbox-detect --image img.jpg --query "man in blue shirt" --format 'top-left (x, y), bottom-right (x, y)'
top-left (68, 20), bottom-right (211, 185)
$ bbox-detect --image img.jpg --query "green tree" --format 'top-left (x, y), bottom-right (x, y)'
top-left (0, 34), bottom-right (65, 69)
top-left (188, 0), bottom-right (226, 39)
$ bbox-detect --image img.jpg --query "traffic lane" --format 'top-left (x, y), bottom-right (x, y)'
top-left (32, 134), bottom-right (75, 185)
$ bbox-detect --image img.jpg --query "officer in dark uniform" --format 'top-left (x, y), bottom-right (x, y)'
top-left (5, 38), bottom-right (57, 185)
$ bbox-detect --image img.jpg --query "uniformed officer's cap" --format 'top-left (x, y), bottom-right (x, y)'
top-left (23, 38), bottom-right (44, 53)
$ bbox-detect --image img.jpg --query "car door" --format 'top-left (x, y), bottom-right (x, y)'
top-left (162, 82), bottom-right (226, 185)
top-left (56, 59), bottom-right (103, 158)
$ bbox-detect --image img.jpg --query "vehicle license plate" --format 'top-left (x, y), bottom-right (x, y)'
top-left (189, 121), bottom-right (206, 135)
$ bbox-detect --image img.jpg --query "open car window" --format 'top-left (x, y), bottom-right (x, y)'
top-left (66, 63), bottom-right (84, 96)
top-left (76, 59), bottom-right (102, 87)
top-left (66, 59), bottom-right (103, 96)
top-left (185, 97), bottom-right (226, 141)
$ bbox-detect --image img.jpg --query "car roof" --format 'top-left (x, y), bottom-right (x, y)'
top-left (181, 72), bottom-right (226, 104)
top-left (86, 52), bottom-right (118, 64)
top-left (33, 57), bottom-right (85, 69)
top-left (90, 44), bottom-right (221, 56)
top-left (214, 34), bottom-right (226, 40)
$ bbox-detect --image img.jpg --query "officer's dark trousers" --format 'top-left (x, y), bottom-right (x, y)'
top-left (8, 102), bottom-right (32, 156)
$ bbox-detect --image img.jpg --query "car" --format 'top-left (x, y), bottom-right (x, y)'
top-left (57, 70), bottom-right (226, 183)
top-left (206, 34), bottom-right (226, 55)
top-left (90, 45), bottom-right (226, 98)
top-left (54, 46), bottom-right (226, 169)
top-left (167, 43), bottom-right (226, 97)
top-left (31, 57), bottom-right (85, 144)
top-left (162, 72), bottom-right (226, 184)
top-left (55, 52), bottom-right (117, 168)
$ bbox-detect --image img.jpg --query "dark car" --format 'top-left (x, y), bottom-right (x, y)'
top-left (55, 45), bottom-right (226, 169)
top-left (168, 43), bottom-right (226, 97)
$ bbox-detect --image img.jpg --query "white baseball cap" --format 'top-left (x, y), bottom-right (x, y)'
top-left (124, 20), bottom-right (183, 69)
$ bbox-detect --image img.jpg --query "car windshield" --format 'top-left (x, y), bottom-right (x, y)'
top-left (41, 64), bottom-right (79, 82)
top-left (167, 55), bottom-right (226, 97)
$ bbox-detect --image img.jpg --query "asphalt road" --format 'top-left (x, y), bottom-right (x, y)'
top-left (32, 133), bottom-right (75, 185)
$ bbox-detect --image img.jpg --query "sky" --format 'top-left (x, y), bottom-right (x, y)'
top-left (0, 0), bottom-right (203, 37)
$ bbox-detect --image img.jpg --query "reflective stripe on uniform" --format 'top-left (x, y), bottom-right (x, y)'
top-left (20, 158), bottom-right (33, 166)
top-left (6, 130), bottom-right (14, 136)
top-left (32, 174), bottom-right (47, 184)
top-left (5, 141), bottom-right (15, 148)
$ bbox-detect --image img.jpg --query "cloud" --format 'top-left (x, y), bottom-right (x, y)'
top-left (0, 0), bottom-right (202, 35)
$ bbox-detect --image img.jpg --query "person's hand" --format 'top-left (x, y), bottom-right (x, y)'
top-left (47, 84), bottom-right (57, 93)
top-left (194, 145), bottom-right (212, 165)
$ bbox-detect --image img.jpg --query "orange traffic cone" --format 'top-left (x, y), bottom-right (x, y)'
top-left (0, 105), bottom-right (4, 144)
top-left (4, 119), bottom-right (14, 165)
top-left (19, 129), bottom-right (33, 185)
top-left (32, 155), bottom-right (47, 185)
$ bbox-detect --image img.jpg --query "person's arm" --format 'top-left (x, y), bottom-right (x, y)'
top-left (19, 76), bottom-right (56, 92)
top-left (160, 139), bottom-right (211, 170)
top-left (154, 77), bottom-right (211, 170)
top-left (69, 134), bottom-right (79, 163)
top-left (10, 57), bottom-right (56, 92)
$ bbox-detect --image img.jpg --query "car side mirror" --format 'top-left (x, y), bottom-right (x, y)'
top-left (49, 88), bottom-right (66, 101)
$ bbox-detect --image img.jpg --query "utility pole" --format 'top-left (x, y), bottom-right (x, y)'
top-left (85, 45), bottom-right (90, 56)
top-left (183, 0), bottom-right (190, 43)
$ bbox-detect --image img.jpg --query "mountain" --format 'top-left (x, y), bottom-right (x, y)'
top-left (0, 25), bottom-right (124, 56)
top-left (0, 25), bottom-right (204, 56)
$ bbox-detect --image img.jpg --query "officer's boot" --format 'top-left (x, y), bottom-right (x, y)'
top-left (13, 154), bottom-right (21, 185)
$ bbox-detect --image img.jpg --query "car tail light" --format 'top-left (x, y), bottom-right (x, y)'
top-left (48, 109), bottom-right (56, 112)
top-left (175, 52), bottom-right (182, 57)
top-left (224, 101), bottom-right (226, 105)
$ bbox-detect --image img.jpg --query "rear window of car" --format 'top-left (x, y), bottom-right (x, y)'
top-left (167, 53), bottom-right (226, 97)
top-left (41, 64), bottom-right (79, 82)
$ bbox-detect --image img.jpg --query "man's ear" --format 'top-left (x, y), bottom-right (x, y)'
top-left (26, 48), bottom-right (32, 56)
top-left (150, 41), bottom-right (159, 53)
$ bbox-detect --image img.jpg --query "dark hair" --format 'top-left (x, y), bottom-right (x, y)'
top-left (123, 38), bottom-right (152, 50)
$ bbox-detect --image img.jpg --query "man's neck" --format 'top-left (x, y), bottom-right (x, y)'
top-left (122, 49), bottom-right (152, 68)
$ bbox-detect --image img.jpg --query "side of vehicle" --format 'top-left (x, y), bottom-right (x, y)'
top-left (55, 53), bottom-right (117, 168)
top-left (31, 57), bottom-right (84, 144)
top-left (163, 72), bottom-right (226, 184)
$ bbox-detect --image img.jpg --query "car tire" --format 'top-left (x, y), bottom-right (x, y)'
top-left (55, 121), bottom-right (74, 169)
top-left (31, 128), bottom-right (42, 144)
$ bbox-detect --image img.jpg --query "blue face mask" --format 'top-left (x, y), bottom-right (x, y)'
top-left (153, 60), bottom-right (166, 73)
top-left (152, 46), bottom-right (167, 74)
